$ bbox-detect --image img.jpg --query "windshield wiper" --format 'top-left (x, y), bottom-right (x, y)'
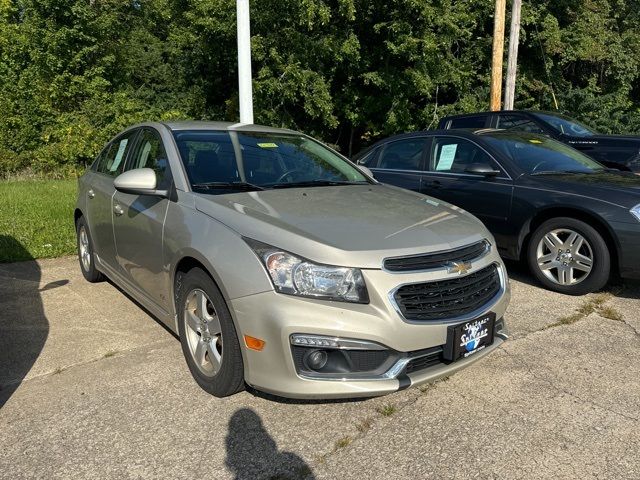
top-left (269, 180), bottom-right (368, 189)
top-left (192, 181), bottom-right (265, 191)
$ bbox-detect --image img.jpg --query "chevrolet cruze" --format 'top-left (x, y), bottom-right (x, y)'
top-left (75, 122), bottom-right (510, 398)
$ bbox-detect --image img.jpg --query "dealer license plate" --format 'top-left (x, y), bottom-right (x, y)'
top-left (443, 313), bottom-right (496, 362)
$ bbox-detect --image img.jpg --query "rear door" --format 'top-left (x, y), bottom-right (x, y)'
top-left (86, 130), bottom-right (137, 270)
top-left (420, 136), bottom-right (514, 240)
top-left (368, 137), bottom-right (429, 193)
top-left (112, 127), bottom-right (173, 311)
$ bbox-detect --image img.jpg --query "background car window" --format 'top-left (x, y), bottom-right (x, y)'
top-left (496, 115), bottom-right (545, 134)
top-left (356, 147), bottom-right (379, 168)
top-left (448, 115), bottom-right (488, 129)
top-left (96, 132), bottom-right (135, 177)
top-left (128, 129), bottom-right (172, 189)
top-left (430, 137), bottom-right (496, 174)
top-left (533, 113), bottom-right (597, 137)
top-left (378, 138), bottom-right (427, 170)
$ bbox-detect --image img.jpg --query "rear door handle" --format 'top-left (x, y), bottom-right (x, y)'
top-left (113, 204), bottom-right (124, 216)
top-left (88, 189), bottom-right (95, 199)
top-left (426, 180), bottom-right (442, 189)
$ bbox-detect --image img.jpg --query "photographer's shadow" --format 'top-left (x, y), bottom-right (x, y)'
top-left (0, 236), bottom-right (60, 408)
top-left (225, 408), bottom-right (315, 480)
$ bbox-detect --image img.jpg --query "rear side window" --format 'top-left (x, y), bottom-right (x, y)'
top-left (377, 138), bottom-right (427, 171)
top-left (497, 115), bottom-right (545, 134)
top-left (448, 116), bottom-right (489, 129)
top-left (127, 129), bottom-right (172, 189)
top-left (96, 132), bottom-right (136, 177)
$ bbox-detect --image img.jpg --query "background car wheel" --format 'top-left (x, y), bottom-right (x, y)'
top-left (176, 267), bottom-right (245, 397)
top-left (76, 216), bottom-right (104, 283)
top-left (527, 217), bottom-right (610, 295)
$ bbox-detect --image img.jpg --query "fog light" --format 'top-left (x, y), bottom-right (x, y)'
top-left (304, 349), bottom-right (328, 370)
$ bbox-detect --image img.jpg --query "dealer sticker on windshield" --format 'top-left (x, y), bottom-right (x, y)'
top-left (257, 142), bottom-right (278, 148)
top-left (443, 313), bottom-right (496, 361)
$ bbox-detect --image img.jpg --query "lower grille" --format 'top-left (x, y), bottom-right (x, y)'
top-left (393, 264), bottom-right (501, 321)
top-left (403, 348), bottom-right (443, 375)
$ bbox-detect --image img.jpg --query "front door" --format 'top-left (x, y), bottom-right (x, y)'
top-left (113, 128), bottom-right (173, 312)
top-left (421, 136), bottom-right (514, 247)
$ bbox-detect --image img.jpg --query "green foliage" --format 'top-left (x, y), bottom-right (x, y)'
top-left (0, 179), bottom-right (77, 261)
top-left (0, 0), bottom-right (639, 175)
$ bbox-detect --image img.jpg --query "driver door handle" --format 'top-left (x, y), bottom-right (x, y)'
top-left (425, 180), bottom-right (442, 189)
top-left (88, 189), bottom-right (95, 199)
top-left (113, 204), bottom-right (124, 216)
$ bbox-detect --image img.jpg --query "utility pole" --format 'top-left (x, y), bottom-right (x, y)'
top-left (504, 0), bottom-right (522, 110)
top-left (490, 0), bottom-right (506, 111)
top-left (236, 0), bottom-right (254, 124)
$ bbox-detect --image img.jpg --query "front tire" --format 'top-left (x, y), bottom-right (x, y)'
top-left (527, 217), bottom-right (610, 295)
top-left (76, 216), bottom-right (104, 283)
top-left (176, 268), bottom-right (245, 397)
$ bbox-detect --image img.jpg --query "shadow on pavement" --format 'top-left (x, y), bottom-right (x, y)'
top-left (225, 408), bottom-right (315, 480)
top-left (0, 236), bottom-right (61, 408)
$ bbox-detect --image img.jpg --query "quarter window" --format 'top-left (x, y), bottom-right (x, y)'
top-left (496, 115), bottom-right (545, 134)
top-left (128, 129), bottom-right (172, 189)
top-left (430, 137), bottom-right (498, 174)
top-left (378, 138), bottom-right (427, 171)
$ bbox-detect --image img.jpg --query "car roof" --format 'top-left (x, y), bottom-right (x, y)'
top-left (160, 121), bottom-right (299, 135)
top-left (441, 110), bottom-right (561, 119)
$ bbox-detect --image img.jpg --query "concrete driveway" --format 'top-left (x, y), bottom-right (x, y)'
top-left (1, 257), bottom-right (638, 479)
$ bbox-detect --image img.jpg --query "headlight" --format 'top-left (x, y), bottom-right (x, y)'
top-left (244, 238), bottom-right (369, 303)
top-left (631, 204), bottom-right (640, 222)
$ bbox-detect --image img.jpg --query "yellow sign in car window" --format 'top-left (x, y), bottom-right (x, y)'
top-left (258, 143), bottom-right (278, 148)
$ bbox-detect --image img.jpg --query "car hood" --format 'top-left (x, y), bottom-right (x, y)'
top-left (522, 171), bottom-right (640, 207)
top-left (193, 184), bottom-right (489, 269)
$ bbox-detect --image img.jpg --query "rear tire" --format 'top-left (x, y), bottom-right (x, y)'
top-left (76, 216), bottom-right (104, 283)
top-left (176, 268), bottom-right (245, 397)
top-left (527, 217), bottom-right (610, 295)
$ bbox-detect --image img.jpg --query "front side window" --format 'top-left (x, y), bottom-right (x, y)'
top-left (128, 129), bottom-right (171, 189)
top-left (377, 138), bottom-right (427, 170)
top-left (533, 113), bottom-right (597, 137)
top-left (96, 131), bottom-right (136, 177)
top-left (483, 132), bottom-right (605, 174)
top-left (429, 137), bottom-right (497, 174)
top-left (497, 115), bottom-right (545, 134)
top-left (173, 130), bottom-right (369, 193)
top-left (448, 116), bottom-right (489, 129)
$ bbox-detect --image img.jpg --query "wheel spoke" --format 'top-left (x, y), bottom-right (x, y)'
top-left (185, 310), bottom-right (200, 333)
top-left (574, 253), bottom-right (593, 267)
top-left (194, 339), bottom-right (207, 366)
top-left (195, 290), bottom-right (207, 320)
top-left (565, 231), bottom-right (579, 248)
top-left (557, 267), bottom-right (569, 285)
top-left (543, 233), bottom-right (561, 251)
top-left (206, 340), bottom-right (222, 373)
top-left (207, 314), bottom-right (222, 336)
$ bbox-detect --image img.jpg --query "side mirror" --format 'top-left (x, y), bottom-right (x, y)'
top-left (359, 166), bottom-right (374, 178)
top-left (114, 168), bottom-right (167, 196)
top-left (464, 163), bottom-right (501, 177)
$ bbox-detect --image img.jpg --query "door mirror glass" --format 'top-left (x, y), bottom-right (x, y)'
top-left (114, 168), bottom-right (165, 196)
top-left (464, 163), bottom-right (501, 177)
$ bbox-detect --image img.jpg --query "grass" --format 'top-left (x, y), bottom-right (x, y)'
top-left (376, 403), bottom-right (397, 417)
top-left (0, 179), bottom-right (78, 262)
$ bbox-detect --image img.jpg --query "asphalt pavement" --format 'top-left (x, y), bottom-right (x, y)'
top-left (0, 257), bottom-right (638, 479)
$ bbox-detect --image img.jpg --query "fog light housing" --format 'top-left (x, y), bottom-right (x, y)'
top-left (304, 350), bottom-right (328, 370)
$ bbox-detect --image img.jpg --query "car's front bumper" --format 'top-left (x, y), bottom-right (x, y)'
top-left (229, 258), bottom-right (511, 399)
top-left (611, 220), bottom-right (640, 280)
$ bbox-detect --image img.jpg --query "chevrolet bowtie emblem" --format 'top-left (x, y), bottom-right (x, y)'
top-left (447, 261), bottom-right (472, 275)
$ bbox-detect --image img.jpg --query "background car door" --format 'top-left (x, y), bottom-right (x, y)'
top-left (86, 130), bottom-right (137, 270)
top-left (112, 128), bottom-right (173, 312)
top-left (421, 136), bottom-right (514, 243)
top-left (368, 137), bottom-right (429, 192)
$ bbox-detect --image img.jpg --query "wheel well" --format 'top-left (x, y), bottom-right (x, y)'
top-left (520, 208), bottom-right (620, 277)
top-left (74, 208), bottom-right (83, 226)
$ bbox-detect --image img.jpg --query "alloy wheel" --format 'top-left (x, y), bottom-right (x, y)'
top-left (78, 226), bottom-right (91, 272)
top-left (183, 289), bottom-right (223, 377)
top-left (536, 228), bottom-right (594, 286)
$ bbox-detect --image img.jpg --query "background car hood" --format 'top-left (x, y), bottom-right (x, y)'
top-left (522, 171), bottom-right (640, 208)
top-left (194, 184), bottom-right (489, 269)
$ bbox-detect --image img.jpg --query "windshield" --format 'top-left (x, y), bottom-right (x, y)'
top-left (533, 113), bottom-right (597, 137)
top-left (172, 130), bottom-right (369, 193)
top-left (482, 132), bottom-right (605, 174)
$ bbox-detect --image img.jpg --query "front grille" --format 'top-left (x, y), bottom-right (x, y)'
top-left (393, 264), bottom-right (501, 321)
top-left (384, 240), bottom-right (489, 272)
top-left (403, 347), bottom-right (443, 375)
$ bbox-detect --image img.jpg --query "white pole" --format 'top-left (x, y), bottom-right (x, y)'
top-left (236, 0), bottom-right (254, 124)
top-left (504, 0), bottom-right (522, 110)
